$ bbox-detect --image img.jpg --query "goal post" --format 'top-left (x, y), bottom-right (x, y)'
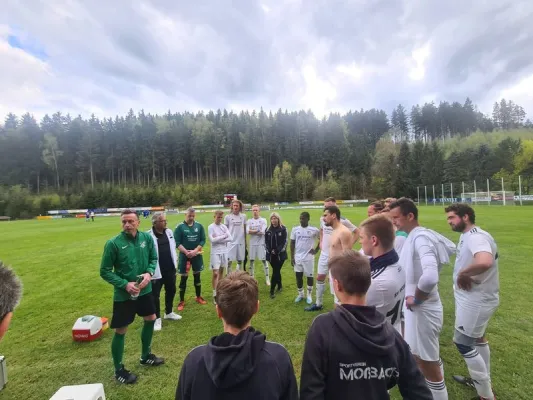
top-left (460, 191), bottom-right (515, 205)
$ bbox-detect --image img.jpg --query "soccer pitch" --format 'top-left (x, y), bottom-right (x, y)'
top-left (1, 206), bottom-right (532, 399)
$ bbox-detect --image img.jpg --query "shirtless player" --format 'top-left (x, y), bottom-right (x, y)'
top-left (326, 206), bottom-right (353, 258)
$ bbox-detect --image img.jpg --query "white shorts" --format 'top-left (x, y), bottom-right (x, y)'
top-left (317, 253), bottom-right (329, 276)
top-left (227, 243), bottom-right (245, 262)
top-left (454, 297), bottom-right (498, 339)
top-left (249, 244), bottom-right (266, 261)
top-left (404, 298), bottom-right (443, 362)
top-left (294, 259), bottom-right (314, 277)
top-left (210, 253), bottom-right (228, 270)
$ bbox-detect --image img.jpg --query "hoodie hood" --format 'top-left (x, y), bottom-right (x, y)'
top-left (332, 305), bottom-right (396, 356)
top-left (203, 326), bottom-right (266, 389)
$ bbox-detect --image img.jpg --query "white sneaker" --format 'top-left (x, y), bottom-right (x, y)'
top-left (154, 318), bottom-right (162, 331)
top-left (265, 277), bottom-right (271, 286)
top-left (306, 295), bottom-right (313, 305)
top-left (295, 295), bottom-right (304, 303)
top-left (164, 312), bottom-right (182, 321)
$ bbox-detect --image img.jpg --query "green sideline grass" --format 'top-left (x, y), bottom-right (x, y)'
top-left (1, 206), bottom-right (532, 399)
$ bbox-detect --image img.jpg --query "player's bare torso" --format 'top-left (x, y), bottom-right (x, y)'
top-left (329, 223), bottom-right (352, 259)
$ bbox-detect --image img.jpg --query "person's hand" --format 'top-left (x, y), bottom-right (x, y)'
top-left (405, 296), bottom-right (416, 311)
top-left (126, 282), bottom-right (140, 295)
top-left (457, 272), bottom-right (478, 291)
top-left (138, 273), bottom-right (152, 289)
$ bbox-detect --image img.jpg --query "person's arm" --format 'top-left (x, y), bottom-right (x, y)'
top-left (175, 225), bottom-right (189, 256)
top-left (319, 227), bottom-right (323, 251)
top-left (397, 340), bottom-right (433, 400)
top-left (209, 225), bottom-right (225, 244)
top-left (341, 230), bottom-right (353, 250)
top-left (265, 229), bottom-right (272, 252)
top-left (313, 229), bottom-right (321, 253)
top-left (277, 226), bottom-right (288, 254)
top-left (175, 358), bottom-right (190, 400)
top-left (197, 224), bottom-right (206, 250)
top-left (246, 221), bottom-right (256, 235)
top-left (259, 218), bottom-right (267, 235)
top-left (224, 225), bottom-right (233, 243)
top-left (457, 235), bottom-right (494, 290)
top-left (139, 235), bottom-right (157, 289)
top-left (99, 240), bottom-right (127, 289)
top-left (281, 352), bottom-right (299, 400)
top-left (343, 218), bottom-right (359, 246)
top-left (300, 318), bottom-right (327, 400)
top-left (290, 240), bottom-right (296, 265)
top-left (407, 236), bottom-right (438, 307)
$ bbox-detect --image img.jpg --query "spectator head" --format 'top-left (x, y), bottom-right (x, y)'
top-left (0, 261), bottom-right (23, 341)
top-left (216, 271), bottom-right (259, 330)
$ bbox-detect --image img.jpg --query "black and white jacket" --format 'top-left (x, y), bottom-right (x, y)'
top-left (265, 225), bottom-right (288, 263)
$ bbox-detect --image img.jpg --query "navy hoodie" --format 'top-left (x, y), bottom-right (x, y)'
top-left (176, 326), bottom-right (298, 400)
top-left (300, 305), bottom-right (432, 400)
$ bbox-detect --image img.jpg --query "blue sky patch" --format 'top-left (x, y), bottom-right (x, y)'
top-left (7, 34), bottom-right (48, 61)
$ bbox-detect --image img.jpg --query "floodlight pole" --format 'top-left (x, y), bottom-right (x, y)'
top-left (474, 180), bottom-right (477, 205)
top-left (425, 186), bottom-right (428, 206)
top-left (487, 179), bottom-right (490, 206)
top-left (417, 186), bottom-right (420, 205)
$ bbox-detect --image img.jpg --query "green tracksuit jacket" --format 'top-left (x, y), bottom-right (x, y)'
top-left (100, 231), bottom-right (158, 302)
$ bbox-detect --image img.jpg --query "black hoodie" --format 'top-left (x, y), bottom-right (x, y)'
top-left (300, 305), bottom-right (432, 400)
top-left (176, 326), bottom-right (298, 400)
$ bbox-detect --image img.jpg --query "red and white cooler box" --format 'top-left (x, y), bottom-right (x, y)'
top-left (72, 316), bottom-right (108, 342)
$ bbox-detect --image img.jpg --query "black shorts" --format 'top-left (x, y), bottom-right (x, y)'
top-left (110, 292), bottom-right (156, 329)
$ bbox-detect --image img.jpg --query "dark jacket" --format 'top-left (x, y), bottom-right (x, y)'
top-left (176, 326), bottom-right (298, 400)
top-left (265, 225), bottom-right (288, 263)
top-left (300, 304), bottom-right (432, 400)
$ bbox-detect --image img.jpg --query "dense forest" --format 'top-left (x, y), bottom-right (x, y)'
top-left (1, 98), bottom-right (532, 218)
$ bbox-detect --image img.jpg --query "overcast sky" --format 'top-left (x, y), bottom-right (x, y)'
top-left (1, 0), bottom-right (532, 122)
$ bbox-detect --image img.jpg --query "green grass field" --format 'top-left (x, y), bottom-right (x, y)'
top-left (1, 206), bottom-right (532, 400)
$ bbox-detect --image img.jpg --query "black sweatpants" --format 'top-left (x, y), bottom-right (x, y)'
top-left (152, 270), bottom-right (177, 318)
top-left (269, 258), bottom-right (284, 294)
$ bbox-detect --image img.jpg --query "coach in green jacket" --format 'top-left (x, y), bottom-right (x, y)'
top-left (174, 207), bottom-right (207, 310)
top-left (100, 209), bottom-right (165, 385)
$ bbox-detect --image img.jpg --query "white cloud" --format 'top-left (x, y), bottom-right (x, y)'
top-left (1, 0), bottom-right (533, 121)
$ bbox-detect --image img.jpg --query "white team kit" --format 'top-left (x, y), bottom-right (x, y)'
top-left (400, 227), bottom-right (455, 362)
top-left (454, 226), bottom-right (499, 339)
top-left (366, 261), bottom-right (406, 334)
top-left (207, 223), bottom-right (233, 270)
top-left (290, 225), bottom-right (320, 277)
top-left (224, 213), bottom-right (247, 262)
top-left (247, 217), bottom-right (267, 260)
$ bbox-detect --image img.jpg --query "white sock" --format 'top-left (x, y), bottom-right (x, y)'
top-left (438, 358), bottom-right (444, 377)
top-left (236, 262), bottom-right (241, 271)
top-left (463, 348), bottom-right (494, 399)
top-left (297, 287), bottom-right (304, 296)
top-left (426, 379), bottom-right (448, 400)
top-left (476, 342), bottom-right (491, 380)
top-left (263, 261), bottom-right (269, 279)
top-left (307, 285), bottom-right (313, 297)
top-left (249, 261), bottom-right (255, 277)
top-left (213, 289), bottom-right (216, 297)
top-left (316, 281), bottom-right (325, 306)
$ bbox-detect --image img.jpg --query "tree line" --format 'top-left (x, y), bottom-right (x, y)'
top-left (0, 97), bottom-right (532, 218)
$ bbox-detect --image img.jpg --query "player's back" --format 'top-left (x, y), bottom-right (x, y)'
top-left (366, 261), bottom-right (406, 333)
top-left (454, 227), bottom-right (499, 302)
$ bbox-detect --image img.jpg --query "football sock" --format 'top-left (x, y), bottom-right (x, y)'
top-left (249, 261), bottom-right (255, 277)
top-left (463, 348), bottom-right (494, 399)
top-left (193, 273), bottom-right (201, 297)
top-left (111, 332), bottom-right (125, 372)
top-left (141, 320), bottom-right (155, 360)
top-left (179, 275), bottom-right (188, 301)
top-left (426, 380), bottom-right (448, 400)
top-left (476, 342), bottom-right (491, 380)
top-left (316, 281), bottom-right (325, 306)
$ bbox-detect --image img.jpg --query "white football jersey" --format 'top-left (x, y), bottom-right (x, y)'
top-left (454, 226), bottom-right (499, 303)
top-left (320, 216), bottom-right (357, 257)
top-left (247, 217), bottom-right (267, 246)
top-left (208, 223), bottom-right (232, 255)
top-left (224, 213), bottom-right (247, 245)
top-left (290, 225), bottom-right (320, 263)
top-left (366, 261), bottom-right (406, 332)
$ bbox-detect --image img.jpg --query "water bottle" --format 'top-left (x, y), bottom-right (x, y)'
top-left (130, 275), bottom-right (144, 300)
